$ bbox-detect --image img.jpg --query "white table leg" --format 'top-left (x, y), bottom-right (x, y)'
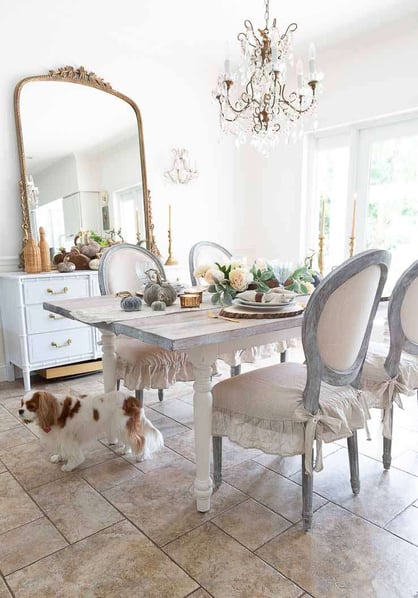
top-left (188, 346), bottom-right (218, 512)
top-left (100, 330), bottom-right (117, 393)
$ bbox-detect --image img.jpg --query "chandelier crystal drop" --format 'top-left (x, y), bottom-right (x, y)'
top-left (214, 0), bottom-right (323, 152)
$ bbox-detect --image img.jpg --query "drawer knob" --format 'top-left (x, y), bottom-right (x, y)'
top-left (50, 339), bottom-right (72, 348)
top-left (46, 286), bottom-right (69, 295)
top-left (48, 313), bottom-right (64, 320)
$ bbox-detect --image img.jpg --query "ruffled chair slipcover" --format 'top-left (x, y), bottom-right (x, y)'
top-left (212, 249), bottom-right (391, 530)
top-left (99, 244), bottom-right (196, 404)
top-left (360, 260), bottom-right (418, 468)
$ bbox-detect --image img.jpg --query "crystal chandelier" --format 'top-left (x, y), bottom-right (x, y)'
top-left (214, 0), bottom-right (323, 151)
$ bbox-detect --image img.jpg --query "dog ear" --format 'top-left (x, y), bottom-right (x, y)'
top-left (36, 391), bottom-right (59, 429)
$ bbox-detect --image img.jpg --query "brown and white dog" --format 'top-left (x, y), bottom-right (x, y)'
top-left (19, 389), bottom-right (164, 471)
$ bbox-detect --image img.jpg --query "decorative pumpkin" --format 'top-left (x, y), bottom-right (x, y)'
top-left (89, 258), bottom-right (100, 270)
top-left (143, 269), bottom-right (177, 307)
top-left (80, 241), bottom-right (101, 258)
top-left (53, 248), bottom-right (67, 265)
top-left (57, 257), bottom-right (76, 273)
top-left (68, 248), bottom-right (90, 270)
top-left (120, 296), bottom-right (142, 311)
top-left (151, 300), bottom-right (166, 311)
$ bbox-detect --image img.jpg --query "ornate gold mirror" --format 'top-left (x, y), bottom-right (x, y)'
top-left (14, 65), bottom-right (160, 267)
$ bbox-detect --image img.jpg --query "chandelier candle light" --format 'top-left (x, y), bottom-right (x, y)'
top-left (214, 0), bottom-right (323, 150)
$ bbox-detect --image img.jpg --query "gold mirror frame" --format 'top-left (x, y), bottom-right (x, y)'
top-left (14, 65), bottom-right (161, 266)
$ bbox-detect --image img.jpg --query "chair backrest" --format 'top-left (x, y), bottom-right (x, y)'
top-left (302, 249), bottom-right (391, 413)
top-left (98, 243), bottom-right (166, 296)
top-left (385, 260), bottom-right (418, 377)
top-left (189, 241), bottom-right (232, 285)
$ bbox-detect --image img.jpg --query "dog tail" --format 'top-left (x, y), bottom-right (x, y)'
top-left (123, 396), bottom-right (145, 454)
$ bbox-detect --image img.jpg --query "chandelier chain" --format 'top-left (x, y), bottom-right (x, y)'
top-left (264, 0), bottom-right (270, 30)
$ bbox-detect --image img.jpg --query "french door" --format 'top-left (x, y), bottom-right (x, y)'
top-left (356, 119), bottom-right (418, 289)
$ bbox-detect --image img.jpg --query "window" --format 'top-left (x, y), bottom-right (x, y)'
top-left (309, 114), bottom-right (418, 290)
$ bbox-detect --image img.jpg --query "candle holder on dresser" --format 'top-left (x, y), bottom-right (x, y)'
top-left (164, 148), bottom-right (199, 266)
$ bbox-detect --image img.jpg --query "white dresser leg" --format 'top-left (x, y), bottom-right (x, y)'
top-left (101, 331), bottom-right (117, 393)
top-left (188, 347), bottom-right (218, 512)
top-left (22, 368), bottom-right (31, 391)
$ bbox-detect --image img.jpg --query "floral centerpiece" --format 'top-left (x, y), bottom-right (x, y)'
top-left (194, 259), bottom-right (278, 306)
top-left (283, 265), bottom-right (316, 294)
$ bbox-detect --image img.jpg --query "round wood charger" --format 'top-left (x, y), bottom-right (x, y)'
top-left (219, 303), bottom-right (305, 319)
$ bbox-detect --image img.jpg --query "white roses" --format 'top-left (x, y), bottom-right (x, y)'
top-left (228, 267), bottom-right (253, 292)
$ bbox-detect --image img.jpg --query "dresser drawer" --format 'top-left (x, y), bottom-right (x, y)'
top-left (23, 277), bottom-right (90, 305)
top-left (26, 304), bottom-right (87, 334)
top-left (28, 328), bottom-right (93, 364)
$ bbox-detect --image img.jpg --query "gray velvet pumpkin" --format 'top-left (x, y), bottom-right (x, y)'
top-left (143, 269), bottom-right (177, 306)
top-left (120, 296), bottom-right (142, 311)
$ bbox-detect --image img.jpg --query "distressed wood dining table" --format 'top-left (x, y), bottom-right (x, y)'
top-left (43, 295), bottom-right (303, 512)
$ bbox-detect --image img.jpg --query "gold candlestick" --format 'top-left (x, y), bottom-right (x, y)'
top-left (348, 235), bottom-right (355, 257)
top-left (318, 235), bottom-right (325, 275)
top-left (165, 204), bottom-right (178, 266)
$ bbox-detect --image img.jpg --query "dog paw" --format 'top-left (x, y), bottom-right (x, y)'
top-left (114, 446), bottom-right (127, 455)
top-left (50, 454), bottom-right (63, 463)
top-left (61, 463), bottom-right (79, 472)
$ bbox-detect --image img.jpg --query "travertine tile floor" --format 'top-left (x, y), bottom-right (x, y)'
top-left (0, 356), bottom-right (418, 597)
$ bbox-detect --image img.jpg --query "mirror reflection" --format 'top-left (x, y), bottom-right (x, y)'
top-left (19, 80), bottom-right (146, 253)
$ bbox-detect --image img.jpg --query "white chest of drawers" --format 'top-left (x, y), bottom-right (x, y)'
top-left (0, 271), bottom-right (102, 390)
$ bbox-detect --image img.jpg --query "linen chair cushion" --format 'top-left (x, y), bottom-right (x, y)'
top-left (115, 336), bottom-right (195, 390)
top-left (361, 341), bottom-right (418, 404)
top-left (212, 362), bottom-right (366, 472)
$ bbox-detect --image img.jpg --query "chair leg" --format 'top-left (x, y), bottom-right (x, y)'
top-left (280, 350), bottom-right (286, 363)
top-left (212, 436), bottom-right (223, 488)
top-left (158, 389), bottom-right (164, 402)
top-left (347, 431), bottom-right (360, 495)
top-left (302, 453), bottom-right (313, 531)
top-left (382, 406), bottom-right (393, 470)
top-left (116, 379), bottom-right (120, 391)
top-left (135, 389), bottom-right (144, 408)
top-left (230, 365), bottom-right (241, 377)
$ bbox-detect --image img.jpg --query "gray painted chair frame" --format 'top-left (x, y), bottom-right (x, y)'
top-left (99, 243), bottom-right (167, 404)
top-left (380, 259), bottom-right (418, 469)
top-left (213, 249), bottom-right (390, 531)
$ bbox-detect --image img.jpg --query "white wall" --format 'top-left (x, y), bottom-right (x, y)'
top-left (0, 1), bottom-right (418, 378)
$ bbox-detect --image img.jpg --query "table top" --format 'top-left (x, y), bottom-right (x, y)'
top-left (44, 295), bottom-right (304, 351)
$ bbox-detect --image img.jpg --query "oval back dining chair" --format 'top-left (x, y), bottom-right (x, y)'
top-left (99, 244), bottom-right (194, 405)
top-left (361, 259), bottom-right (418, 469)
top-left (189, 241), bottom-right (232, 287)
top-left (189, 241), bottom-right (288, 375)
top-left (212, 249), bottom-right (390, 530)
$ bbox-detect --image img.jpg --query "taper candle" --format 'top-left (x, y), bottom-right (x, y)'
top-left (351, 194), bottom-right (357, 238)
